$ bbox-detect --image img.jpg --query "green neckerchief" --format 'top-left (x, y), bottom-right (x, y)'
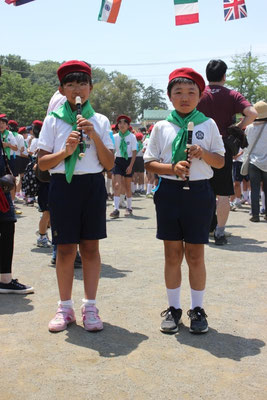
top-left (50, 100), bottom-right (95, 183)
top-left (137, 140), bottom-right (143, 153)
top-left (166, 108), bottom-right (209, 164)
top-left (1, 130), bottom-right (11, 160)
top-left (119, 130), bottom-right (131, 160)
top-left (12, 131), bottom-right (18, 137)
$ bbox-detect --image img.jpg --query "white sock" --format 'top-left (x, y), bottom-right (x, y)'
top-left (126, 197), bottom-right (132, 209)
top-left (131, 182), bottom-right (136, 192)
top-left (190, 288), bottom-right (205, 309)
top-left (58, 299), bottom-right (74, 308)
top-left (261, 191), bottom-right (265, 208)
top-left (140, 184), bottom-right (144, 191)
top-left (82, 299), bottom-right (96, 307)
top-left (114, 196), bottom-right (120, 210)
top-left (243, 190), bottom-right (248, 201)
top-left (106, 178), bottom-right (112, 193)
top-left (147, 183), bottom-right (152, 194)
top-left (166, 287), bottom-right (181, 309)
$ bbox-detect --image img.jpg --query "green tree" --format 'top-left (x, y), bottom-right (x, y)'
top-left (139, 85), bottom-right (167, 117)
top-left (0, 54), bottom-right (31, 79)
top-left (31, 60), bottom-right (60, 87)
top-left (227, 52), bottom-right (267, 103)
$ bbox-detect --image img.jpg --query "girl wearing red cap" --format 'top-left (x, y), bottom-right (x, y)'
top-left (110, 115), bottom-right (137, 218)
top-left (38, 60), bottom-right (114, 333)
top-left (144, 68), bottom-right (225, 334)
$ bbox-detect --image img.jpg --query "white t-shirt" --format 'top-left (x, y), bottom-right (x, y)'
top-left (11, 133), bottom-right (24, 156)
top-left (246, 121), bottom-right (267, 172)
top-left (4, 131), bottom-right (17, 148)
top-left (143, 118), bottom-right (225, 181)
top-left (28, 138), bottom-right (39, 155)
top-left (47, 90), bottom-right (66, 114)
top-left (38, 112), bottom-right (114, 175)
top-left (113, 132), bottom-right (137, 158)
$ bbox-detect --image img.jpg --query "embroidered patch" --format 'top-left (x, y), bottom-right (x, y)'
top-left (195, 131), bottom-right (204, 140)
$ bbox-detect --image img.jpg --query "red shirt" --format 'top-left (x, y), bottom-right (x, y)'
top-left (197, 85), bottom-right (251, 138)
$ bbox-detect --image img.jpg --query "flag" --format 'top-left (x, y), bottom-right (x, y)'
top-left (14, 0), bottom-right (35, 5)
top-left (174, 0), bottom-right (199, 26)
top-left (98, 0), bottom-right (122, 24)
top-left (224, 0), bottom-right (247, 21)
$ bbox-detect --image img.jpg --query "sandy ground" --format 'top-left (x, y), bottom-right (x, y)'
top-left (0, 195), bottom-right (267, 400)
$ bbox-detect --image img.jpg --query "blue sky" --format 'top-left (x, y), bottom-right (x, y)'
top-left (1, 0), bottom-right (266, 104)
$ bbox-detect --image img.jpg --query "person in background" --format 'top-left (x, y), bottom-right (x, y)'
top-left (197, 59), bottom-right (257, 245)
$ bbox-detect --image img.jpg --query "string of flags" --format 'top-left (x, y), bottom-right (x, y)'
top-left (4, 0), bottom-right (248, 25)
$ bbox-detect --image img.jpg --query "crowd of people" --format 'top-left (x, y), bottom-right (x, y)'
top-left (0, 59), bottom-right (266, 336)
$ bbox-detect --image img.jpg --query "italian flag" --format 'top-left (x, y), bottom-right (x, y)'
top-left (174, 0), bottom-right (199, 26)
top-left (98, 0), bottom-right (122, 24)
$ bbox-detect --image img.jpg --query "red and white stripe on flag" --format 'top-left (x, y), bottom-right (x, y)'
top-left (174, 0), bottom-right (199, 26)
top-left (5, 0), bottom-right (16, 4)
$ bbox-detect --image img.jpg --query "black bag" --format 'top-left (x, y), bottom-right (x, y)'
top-left (35, 152), bottom-right (50, 183)
top-left (0, 136), bottom-right (16, 193)
top-left (224, 125), bottom-right (248, 157)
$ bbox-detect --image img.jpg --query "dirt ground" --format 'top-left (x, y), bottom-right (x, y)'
top-left (0, 195), bottom-right (266, 400)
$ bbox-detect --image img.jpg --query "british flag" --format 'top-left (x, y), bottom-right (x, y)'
top-left (224, 0), bottom-right (247, 21)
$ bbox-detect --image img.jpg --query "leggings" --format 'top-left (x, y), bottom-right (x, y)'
top-left (0, 221), bottom-right (15, 274)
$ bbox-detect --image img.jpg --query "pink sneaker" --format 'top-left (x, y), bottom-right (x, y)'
top-left (81, 305), bottom-right (103, 331)
top-left (48, 306), bottom-right (76, 332)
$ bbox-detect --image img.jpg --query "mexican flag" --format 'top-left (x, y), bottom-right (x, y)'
top-left (98, 0), bottom-right (122, 24)
top-left (174, 0), bottom-right (199, 26)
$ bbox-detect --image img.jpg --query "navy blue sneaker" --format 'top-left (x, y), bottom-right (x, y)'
top-left (187, 307), bottom-right (208, 333)
top-left (0, 279), bottom-right (34, 294)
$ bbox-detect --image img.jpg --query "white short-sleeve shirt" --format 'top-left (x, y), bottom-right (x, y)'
top-left (38, 112), bottom-right (114, 175)
top-left (28, 138), bottom-right (39, 155)
top-left (11, 133), bottom-right (24, 156)
top-left (143, 118), bottom-right (225, 181)
top-left (113, 132), bottom-right (137, 158)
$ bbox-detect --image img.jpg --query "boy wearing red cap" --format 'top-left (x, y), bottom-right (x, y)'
top-left (144, 68), bottom-right (225, 334)
top-left (38, 60), bottom-right (114, 332)
top-left (110, 115), bottom-right (137, 218)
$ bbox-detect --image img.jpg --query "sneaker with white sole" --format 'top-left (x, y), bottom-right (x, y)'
top-left (81, 305), bottom-right (103, 331)
top-left (125, 208), bottom-right (133, 217)
top-left (160, 307), bottom-right (182, 334)
top-left (110, 209), bottom-right (120, 219)
top-left (37, 235), bottom-right (52, 248)
top-left (187, 307), bottom-right (208, 334)
top-left (48, 306), bottom-right (76, 332)
top-left (0, 279), bottom-right (34, 294)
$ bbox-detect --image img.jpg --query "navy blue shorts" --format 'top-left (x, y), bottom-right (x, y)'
top-left (48, 173), bottom-right (107, 245)
top-left (113, 157), bottom-right (133, 177)
top-left (233, 161), bottom-right (249, 182)
top-left (38, 182), bottom-right (50, 212)
top-left (153, 178), bottom-right (215, 244)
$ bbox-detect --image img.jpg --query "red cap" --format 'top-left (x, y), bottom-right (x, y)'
top-left (148, 124), bottom-right (154, 133)
top-left (168, 67), bottom-right (205, 93)
top-left (0, 114), bottom-right (8, 123)
top-left (135, 132), bottom-right (143, 141)
top-left (32, 120), bottom-right (43, 126)
top-left (116, 115), bottom-right (131, 124)
top-left (18, 127), bottom-right (27, 134)
top-left (57, 60), bottom-right (92, 82)
top-left (8, 120), bottom-right (18, 126)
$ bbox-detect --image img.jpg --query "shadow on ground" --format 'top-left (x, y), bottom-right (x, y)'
top-left (209, 236), bottom-right (267, 253)
top-left (74, 263), bottom-right (132, 280)
top-left (176, 326), bottom-right (265, 361)
top-left (0, 294), bottom-right (34, 315)
top-left (65, 322), bottom-right (149, 358)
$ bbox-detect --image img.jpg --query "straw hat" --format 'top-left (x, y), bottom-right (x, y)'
top-left (254, 100), bottom-right (267, 120)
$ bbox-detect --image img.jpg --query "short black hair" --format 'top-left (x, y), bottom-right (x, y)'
top-left (9, 123), bottom-right (18, 132)
top-left (167, 77), bottom-right (201, 97)
top-left (60, 72), bottom-right (92, 86)
top-left (32, 124), bottom-right (42, 138)
top-left (206, 59), bottom-right (227, 82)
